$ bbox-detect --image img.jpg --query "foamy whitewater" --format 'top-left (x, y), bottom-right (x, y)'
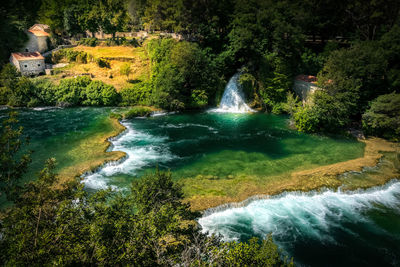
top-left (84, 121), bottom-right (176, 189)
top-left (210, 73), bottom-right (254, 113)
top-left (199, 181), bottom-right (400, 265)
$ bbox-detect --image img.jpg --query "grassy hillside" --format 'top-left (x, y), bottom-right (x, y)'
top-left (48, 44), bottom-right (151, 91)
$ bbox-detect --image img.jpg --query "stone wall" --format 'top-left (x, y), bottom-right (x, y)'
top-left (23, 33), bottom-right (48, 53)
top-left (293, 80), bottom-right (320, 103)
top-left (9, 55), bottom-right (21, 71)
top-left (18, 59), bottom-right (45, 76)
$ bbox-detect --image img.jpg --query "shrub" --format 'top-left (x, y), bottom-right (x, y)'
top-left (83, 80), bottom-right (119, 106)
top-left (52, 49), bottom-right (88, 64)
top-left (120, 82), bottom-right (151, 106)
top-left (96, 58), bottom-right (110, 68)
top-left (0, 87), bottom-right (11, 105)
top-left (122, 38), bottom-right (140, 47)
top-left (110, 112), bottom-right (123, 120)
top-left (124, 106), bottom-right (153, 118)
top-left (76, 53), bottom-right (88, 64)
top-left (120, 63), bottom-right (131, 79)
top-left (362, 92), bottom-right (400, 140)
top-left (55, 76), bottom-right (92, 106)
top-left (79, 37), bottom-right (98, 47)
top-left (31, 78), bottom-right (58, 105)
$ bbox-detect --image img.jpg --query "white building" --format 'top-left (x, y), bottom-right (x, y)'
top-left (23, 29), bottom-right (50, 53)
top-left (9, 52), bottom-right (45, 76)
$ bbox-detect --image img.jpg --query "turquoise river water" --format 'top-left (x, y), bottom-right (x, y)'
top-left (1, 107), bottom-right (399, 266)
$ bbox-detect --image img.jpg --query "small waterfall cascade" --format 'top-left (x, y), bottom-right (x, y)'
top-left (212, 73), bottom-right (254, 113)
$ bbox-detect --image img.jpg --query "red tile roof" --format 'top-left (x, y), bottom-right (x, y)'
top-left (295, 75), bottom-right (317, 84)
top-left (28, 29), bottom-right (50, 37)
top-left (11, 52), bottom-right (45, 61)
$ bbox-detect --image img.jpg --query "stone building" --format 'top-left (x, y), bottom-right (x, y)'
top-left (23, 29), bottom-right (50, 53)
top-left (29, 24), bottom-right (51, 33)
top-left (293, 75), bottom-right (320, 103)
top-left (9, 52), bottom-right (45, 76)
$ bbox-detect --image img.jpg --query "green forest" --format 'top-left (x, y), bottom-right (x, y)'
top-left (1, 0), bottom-right (400, 265)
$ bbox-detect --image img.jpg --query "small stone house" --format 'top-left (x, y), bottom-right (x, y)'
top-left (293, 75), bottom-right (320, 103)
top-left (29, 24), bottom-right (51, 33)
top-left (9, 52), bottom-right (45, 76)
top-left (23, 29), bottom-right (50, 53)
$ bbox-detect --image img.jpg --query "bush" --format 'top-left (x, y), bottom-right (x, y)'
top-left (83, 80), bottom-right (119, 106)
top-left (0, 87), bottom-right (11, 105)
top-left (96, 58), bottom-right (110, 68)
top-left (122, 38), bottom-right (140, 47)
top-left (120, 63), bottom-right (131, 79)
top-left (362, 92), bottom-right (400, 140)
top-left (79, 37), bottom-right (98, 47)
top-left (31, 78), bottom-right (58, 105)
top-left (293, 90), bottom-right (350, 133)
top-left (55, 76), bottom-right (92, 106)
top-left (124, 106), bottom-right (153, 118)
top-left (120, 82), bottom-right (151, 106)
top-left (76, 53), bottom-right (88, 64)
top-left (52, 49), bottom-right (88, 64)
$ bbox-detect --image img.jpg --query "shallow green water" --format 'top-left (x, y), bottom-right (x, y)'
top-left (84, 111), bottom-right (365, 189)
top-left (3, 107), bottom-right (400, 266)
top-left (0, 107), bottom-right (115, 208)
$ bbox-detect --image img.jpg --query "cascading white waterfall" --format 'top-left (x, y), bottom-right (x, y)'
top-left (210, 73), bottom-right (254, 113)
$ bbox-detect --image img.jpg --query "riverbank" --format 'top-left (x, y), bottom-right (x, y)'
top-left (56, 117), bottom-right (126, 185)
top-left (184, 137), bottom-right (399, 211)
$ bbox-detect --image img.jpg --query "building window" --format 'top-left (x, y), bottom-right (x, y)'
top-left (38, 64), bottom-right (41, 66)
top-left (24, 65), bottom-right (27, 68)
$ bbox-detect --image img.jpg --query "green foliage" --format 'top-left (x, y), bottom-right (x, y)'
top-left (0, 72), bottom-right (120, 107)
top-left (78, 37), bottom-right (98, 47)
top-left (362, 93), bottom-right (400, 140)
top-left (0, 64), bottom-right (21, 91)
top-left (120, 63), bottom-right (131, 79)
top-left (52, 49), bottom-right (89, 64)
top-left (0, 5), bottom-right (28, 67)
top-left (294, 90), bottom-right (351, 133)
top-left (56, 76), bottom-right (91, 106)
top-left (215, 236), bottom-right (291, 266)
top-left (148, 39), bottom-right (221, 110)
top-left (124, 106), bottom-right (153, 118)
top-left (96, 58), bottom-right (111, 68)
top-left (283, 91), bottom-right (300, 116)
top-left (120, 82), bottom-right (152, 106)
top-left (0, 112), bottom-right (31, 201)
top-left (300, 48), bottom-right (324, 76)
top-left (84, 80), bottom-right (119, 106)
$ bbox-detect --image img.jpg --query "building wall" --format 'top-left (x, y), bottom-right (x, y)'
top-left (23, 33), bottom-right (48, 53)
top-left (18, 59), bottom-right (45, 76)
top-left (37, 36), bottom-right (48, 53)
top-left (293, 80), bottom-right (320, 103)
top-left (24, 33), bottom-right (39, 52)
top-left (9, 55), bottom-right (21, 71)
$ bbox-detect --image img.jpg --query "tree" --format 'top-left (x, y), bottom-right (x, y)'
top-left (0, 112), bottom-right (31, 201)
top-left (362, 92), bottom-right (400, 140)
top-left (98, 0), bottom-right (130, 39)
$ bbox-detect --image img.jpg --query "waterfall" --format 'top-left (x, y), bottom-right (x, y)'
top-left (211, 73), bottom-right (253, 113)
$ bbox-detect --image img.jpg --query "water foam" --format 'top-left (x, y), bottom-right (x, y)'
top-left (199, 181), bottom-right (400, 243)
top-left (83, 121), bottom-right (176, 189)
top-left (210, 73), bottom-right (254, 113)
